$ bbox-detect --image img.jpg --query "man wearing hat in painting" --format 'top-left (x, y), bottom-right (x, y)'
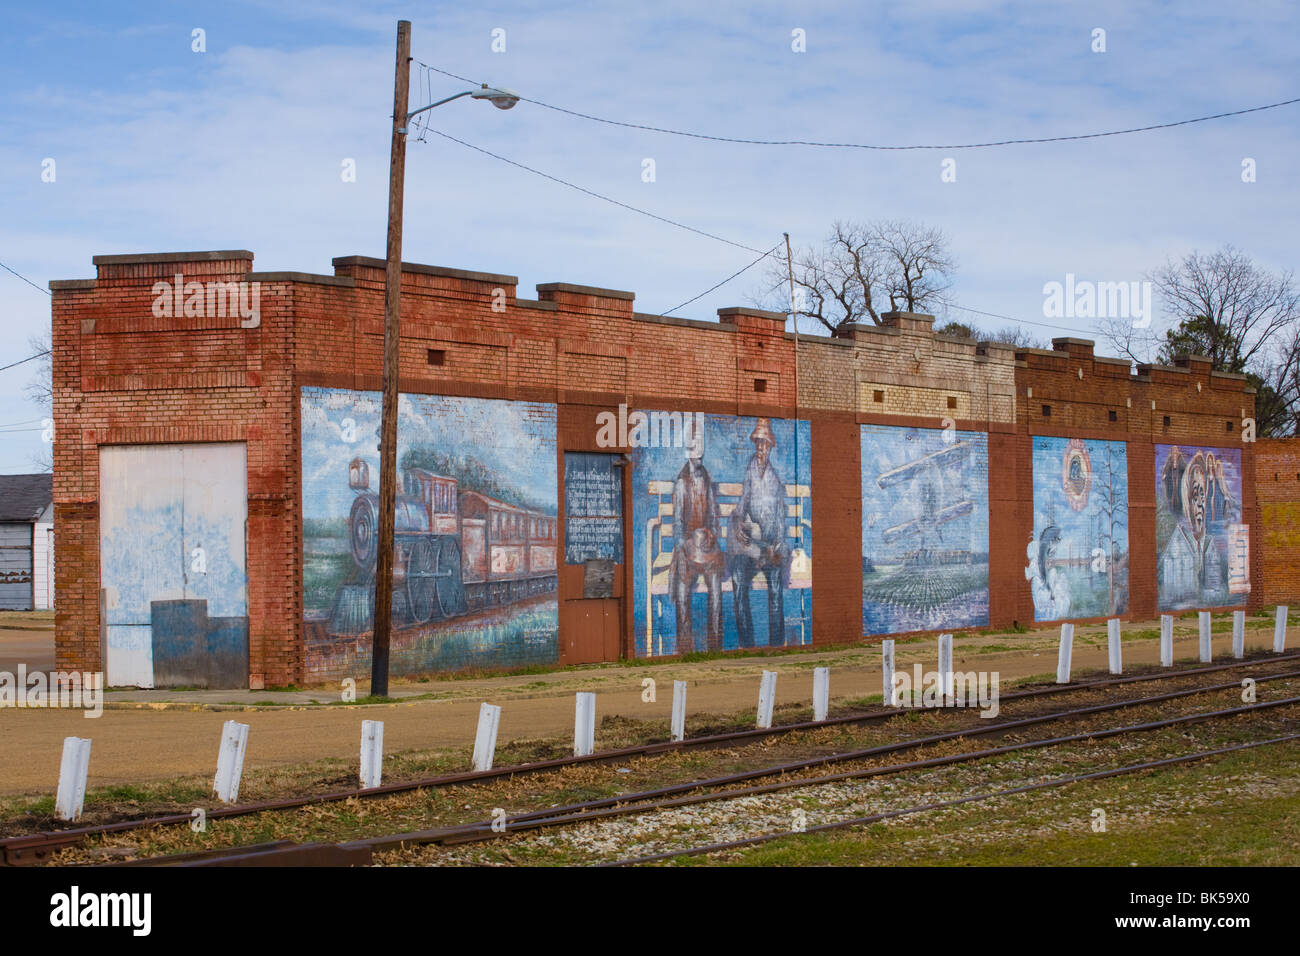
top-left (729, 417), bottom-right (791, 647)
top-left (669, 416), bottom-right (727, 652)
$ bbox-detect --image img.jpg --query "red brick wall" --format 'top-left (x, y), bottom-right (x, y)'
top-left (51, 250), bottom-right (1280, 685)
top-left (52, 253), bottom-right (299, 687)
top-left (1255, 438), bottom-right (1300, 606)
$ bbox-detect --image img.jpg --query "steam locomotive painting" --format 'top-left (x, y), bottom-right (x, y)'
top-left (300, 387), bottom-right (560, 677)
top-left (338, 457), bottom-right (558, 629)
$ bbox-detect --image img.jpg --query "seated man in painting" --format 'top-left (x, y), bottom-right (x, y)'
top-left (729, 418), bottom-right (791, 647)
top-left (669, 419), bottom-right (726, 652)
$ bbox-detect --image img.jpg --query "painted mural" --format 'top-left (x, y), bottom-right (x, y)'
top-left (860, 425), bottom-right (990, 634)
top-left (1027, 436), bottom-right (1130, 621)
top-left (1155, 444), bottom-right (1248, 610)
top-left (301, 387), bottom-right (559, 677)
top-left (632, 412), bottom-right (811, 657)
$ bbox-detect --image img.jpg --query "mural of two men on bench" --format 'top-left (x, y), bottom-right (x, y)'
top-left (632, 413), bottom-right (812, 657)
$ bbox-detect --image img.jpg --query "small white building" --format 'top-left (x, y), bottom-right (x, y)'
top-left (0, 473), bottom-right (54, 611)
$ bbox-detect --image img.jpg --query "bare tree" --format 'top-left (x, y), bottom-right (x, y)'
top-left (1097, 246), bottom-right (1299, 435)
top-left (934, 320), bottom-right (1046, 349)
top-left (25, 330), bottom-right (53, 472)
top-left (755, 220), bottom-right (957, 334)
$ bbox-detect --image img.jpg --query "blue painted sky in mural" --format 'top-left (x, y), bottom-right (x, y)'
top-left (1031, 436), bottom-right (1129, 550)
top-left (301, 387), bottom-right (557, 524)
top-left (860, 425), bottom-right (989, 561)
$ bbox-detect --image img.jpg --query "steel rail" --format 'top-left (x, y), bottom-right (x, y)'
top-left (6, 650), bottom-right (1295, 866)
top-left (343, 689), bottom-right (1300, 852)
top-left (608, 732), bottom-right (1300, 866)
top-left (126, 693), bottom-right (1300, 866)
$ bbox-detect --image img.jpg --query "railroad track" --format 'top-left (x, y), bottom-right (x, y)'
top-left (46, 655), bottom-right (1300, 867)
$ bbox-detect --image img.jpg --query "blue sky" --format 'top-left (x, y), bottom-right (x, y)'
top-left (2, 1), bottom-right (1297, 470)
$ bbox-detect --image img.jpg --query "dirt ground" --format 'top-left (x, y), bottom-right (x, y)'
top-left (0, 613), bottom-right (1287, 797)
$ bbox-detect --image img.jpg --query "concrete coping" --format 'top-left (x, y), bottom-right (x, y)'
top-left (789, 331), bottom-right (852, 346)
top-left (837, 322), bottom-right (900, 337)
top-left (1137, 362), bottom-right (1191, 375)
top-left (537, 281), bottom-right (635, 301)
top-left (514, 298), bottom-right (559, 311)
top-left (717, 306), bottom-right (787, 321)
top-left (331, 255), bottom-right (518, 286)
top-left (1210, 369), bottom-right (1249, 382)
top-left (1094, 355), bottom-right (1134, 367)
top-left (634, 311), bottom-right (738, 332)
top-left (1051, 336), bottom-right (1096, 348)
top-left (92, 250), bottom-right (254, 265)
top-left (246, 271), bottom-right (355, 287)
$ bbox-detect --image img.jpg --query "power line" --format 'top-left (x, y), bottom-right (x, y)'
top-left (0, 350), bottom-right (50, 374)
top-left (659, 241), bottom-right (784, 317)
top-left (416, 61), bottom-right (1300, 151)
top-left (0, 260), bottom-right (52, 297)
top-left (419, 127), bottom-right (765, 253)
top-left (941, 301), bottom-right (1106, 337)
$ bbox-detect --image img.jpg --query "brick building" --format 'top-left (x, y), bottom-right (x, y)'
top-left (49, 250), bottom-right (1293, 688)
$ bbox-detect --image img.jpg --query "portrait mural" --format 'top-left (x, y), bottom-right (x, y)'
top-left (300, 387), bottom-right (559, 677)
top-left (860, 424), bottom-right (990, 635)
top-left (1154, 444), bottom-right (1248, 610)
top-left (1027, 436), bottom-right (1130, 621)
top-left (632, 412), bottom-right (812, 657)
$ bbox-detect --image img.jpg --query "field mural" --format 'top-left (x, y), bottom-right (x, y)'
top-left (860, 425), bottom-right (990, 634)
top-left (301, 387), bottom-right (559, 677)
top-left (1155, 444), bottom-right (1249, 610)
top-left (1028, 436), bottom-right (1130, 621)
top-left (632, 412), bottom-right (811, 657)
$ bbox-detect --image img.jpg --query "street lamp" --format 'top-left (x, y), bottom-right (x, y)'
top-left (372, 20), bottom-right (519, 697)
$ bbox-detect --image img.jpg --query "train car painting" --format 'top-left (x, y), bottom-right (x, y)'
top-left (301, 387), bottom-right (559, 679)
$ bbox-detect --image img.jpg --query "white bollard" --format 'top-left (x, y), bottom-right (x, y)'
top-left (881, 639), bottom-right (897, 706)
top-left (1107, 618), bottom-right (1122, 675)
top-left (1056, 623), bottom-right (1074, 684)
top-left (360, 719), bottom-right (383, 790)
top-left (1199, 611), bottom-right (1212, 663)
top-left (573, 692), bottom-right (596, 757)
top-left (1275, 606), bottom-right (1289, 653)
top-left (472, 703), bottom-right (502, 772)
top-left (812, 667), bottom-right (829, 722)
top-left (756, 670), bottom-right (778, 729)
top-left (938, 633), bottom-right (954, 705)
top-left (1160, 614), bottom-right (1174, 667)
top-left (55, 737), bottom-right (92, 822)
top-left (1232, 610), bottom-right (1245, 660)
top-left (670, 681), bottom-right (687, 742)
top-left (212, 720), bottom-right (250, 804)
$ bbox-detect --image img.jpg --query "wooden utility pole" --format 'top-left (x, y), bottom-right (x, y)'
top-left (372, 19), bottom-right (412, 698)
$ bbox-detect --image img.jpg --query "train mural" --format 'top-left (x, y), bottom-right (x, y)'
top-left (301, 387), bottom-right (559, 677)
top-left (341, 460), bottom-right (558, 626)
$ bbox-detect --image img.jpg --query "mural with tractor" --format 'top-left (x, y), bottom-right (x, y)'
top-left (301, 387), bottom-right (559, 679)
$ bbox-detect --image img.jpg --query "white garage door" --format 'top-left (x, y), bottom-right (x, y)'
top-left (99, 443), bottom-right (248, 688)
